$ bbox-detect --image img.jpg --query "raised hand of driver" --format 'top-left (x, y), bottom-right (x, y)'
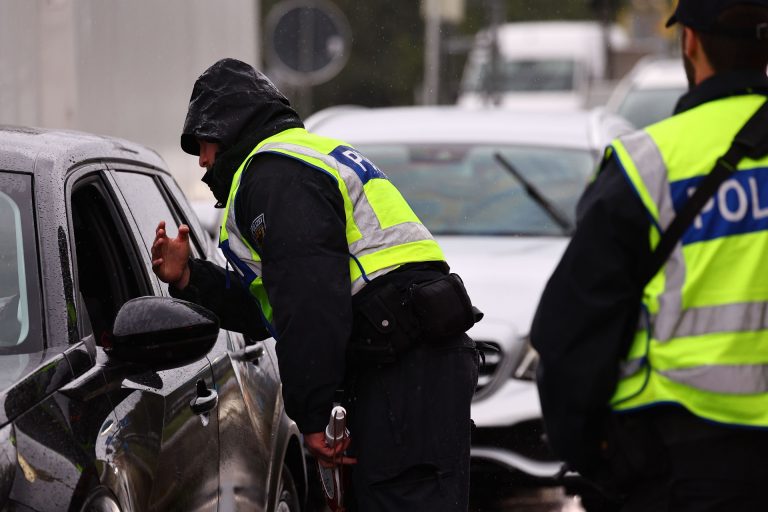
top-left (151, 221), bottom-right (191, 289)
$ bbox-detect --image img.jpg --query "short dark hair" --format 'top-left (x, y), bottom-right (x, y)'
top-left (697, 5), bottom-right (768, 72)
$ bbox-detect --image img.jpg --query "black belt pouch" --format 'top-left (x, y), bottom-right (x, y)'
top-left (409, 273), bottom-right (480, 340)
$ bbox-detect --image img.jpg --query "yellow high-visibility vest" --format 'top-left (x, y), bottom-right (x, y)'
top-left (218, 127), bottom-right (445, 337)
top-left (610, 94), bottom-right (768, 427)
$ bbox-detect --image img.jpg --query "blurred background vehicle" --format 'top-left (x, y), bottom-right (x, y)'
top-left (306, 105), bottom-right (632, 508)
top-left (458, 21), bottom-right (630, 111)
top-left (0, 126), bottom-right (305, 512)
top-left (605, 56), bottom-right (688, 128)
top-left (0, 0), bottom-right (681, 207)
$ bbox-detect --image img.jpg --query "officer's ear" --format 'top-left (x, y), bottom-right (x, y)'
top-left (682, 27), bottom-right (715, 85)
top-left (682, 27), bottom-right (698, 61)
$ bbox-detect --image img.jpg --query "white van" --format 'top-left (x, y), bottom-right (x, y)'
top-left (458, 21), bottom-right (628, 110)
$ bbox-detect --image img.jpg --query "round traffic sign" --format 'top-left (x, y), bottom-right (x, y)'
top-left (265, 0), bottom-right (352, 86)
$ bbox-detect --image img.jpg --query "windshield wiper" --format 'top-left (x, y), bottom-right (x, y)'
top-left (493, 152), bottom-right (574, 235)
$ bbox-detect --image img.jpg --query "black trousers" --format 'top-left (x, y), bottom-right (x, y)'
top-left (345, 335), bottom-right (478, 512)
top-left (606, 410), bottom-right (768, 512)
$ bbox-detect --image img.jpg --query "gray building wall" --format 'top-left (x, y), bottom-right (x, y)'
top-left (0, 0), bottom-right (260, 198)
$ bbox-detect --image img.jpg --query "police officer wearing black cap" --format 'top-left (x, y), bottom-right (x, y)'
top-left (531, 1), bottom-right (768, 510)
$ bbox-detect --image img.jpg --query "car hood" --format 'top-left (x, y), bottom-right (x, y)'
top-left (437, 236), bottom-right (569, 337)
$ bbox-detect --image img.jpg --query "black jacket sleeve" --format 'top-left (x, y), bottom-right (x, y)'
top-left (529, 151), bottom-right (651, 473)
top-left (235, 153), bottom-right (352, 434)
top-left (170, 258), bottom-right (270, 341)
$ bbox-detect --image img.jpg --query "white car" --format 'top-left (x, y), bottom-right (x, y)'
top-left (458, 21), bottom-right (629, 111)
top-left (606, 57), bottom-right (688, 128)
top-left (305, 106), bottom-right (632, 488)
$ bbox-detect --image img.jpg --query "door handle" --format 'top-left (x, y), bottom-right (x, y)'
top-left (234, 342), bottom-right (265, 364)
top-left (243, 342), bottom-right (265, 362)
top-left (190, 379), bottom-right (218, 415)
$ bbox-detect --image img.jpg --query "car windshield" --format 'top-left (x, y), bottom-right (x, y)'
top-left (0, 172), bottom-right (42, 354)
top-left (357, 144), bottom-right (594, 236)
top-left (463, 58), bottom-right (576, 93)
top-left (618, 87), bottom-right (686, 128)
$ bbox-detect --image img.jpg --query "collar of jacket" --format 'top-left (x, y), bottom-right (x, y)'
top-left (209, 113), bottom-right (304, 208)
top-left (674, 69), bottom-right (768, 115)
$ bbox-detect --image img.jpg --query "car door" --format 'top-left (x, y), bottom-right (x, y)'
top-left (67, 168), bottom-right (220, 512)
top-left (111, 167), bottom-right (281, 510)
top-left (0, 168), bottom-right (118, 512)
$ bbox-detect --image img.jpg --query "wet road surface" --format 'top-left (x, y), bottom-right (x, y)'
top-left (470, 487), bottom-right (586, 512)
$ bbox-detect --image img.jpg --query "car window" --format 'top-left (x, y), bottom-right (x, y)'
top-left (113, 171), bottom-right (203, 293)
top-left (0, 172), bottom-right (42, 353)
top-left (618, 87), bottom-right (686, 128)
top-left (159, 175), bottom-right (211, 256)
top-left (114, 171), bottom-right (180, 241)
top-left (358, 143), bottom-right (594, 236)
top-left (463, 58), bottom-right (576, 93)
top-left (70, 176), bottom-right (149, 345)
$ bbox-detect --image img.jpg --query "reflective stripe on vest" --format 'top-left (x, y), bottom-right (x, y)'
top-left (218, 128), bottom-right (446, 337)
top-left (257, 140), bottom-right (438, 290)
top-left (610, 94), bottom-right (768, 427)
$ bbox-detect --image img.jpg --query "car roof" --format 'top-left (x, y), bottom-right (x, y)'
top-left (305, 106), bottom-right (629, 151)
top-left (0, 125), bottom-right (167, 176)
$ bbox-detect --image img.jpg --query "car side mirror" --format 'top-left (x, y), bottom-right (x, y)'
top-left (107, 296), bottom-right (219, 370)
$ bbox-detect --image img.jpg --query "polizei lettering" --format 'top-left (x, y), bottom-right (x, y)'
top-left (671, 166), bottom-right (768, 244)
top-left (330, 145), bottom-right (388, 184)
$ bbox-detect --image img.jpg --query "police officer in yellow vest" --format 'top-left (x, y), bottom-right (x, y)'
top-left (531, 1), bottom-right (768, 510)
top-left (151, 58), bottom-right (480, 511)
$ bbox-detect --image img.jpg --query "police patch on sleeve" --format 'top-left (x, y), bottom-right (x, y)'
top-left (250, 213), bottom-right (266, 248)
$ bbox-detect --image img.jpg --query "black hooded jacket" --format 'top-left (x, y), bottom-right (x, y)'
top-left (171, 59), bottom-right (353, 433)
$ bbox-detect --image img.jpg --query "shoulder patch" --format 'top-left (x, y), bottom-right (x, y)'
top-left (250, 213), bottom-right (266, 248)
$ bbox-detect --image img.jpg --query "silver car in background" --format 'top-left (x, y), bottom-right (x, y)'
top-left (606, 57), bottom-right (688, 128)
top-left (306, 106), bottom-right (632, 499)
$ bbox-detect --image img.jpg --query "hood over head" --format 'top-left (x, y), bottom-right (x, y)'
top-left (181, 58), bottom-right (301, 155)
top-left (181, 58), bottom-right (303, 207)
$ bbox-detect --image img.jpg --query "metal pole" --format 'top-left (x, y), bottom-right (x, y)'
top-left (423, 0), bottom-right (441, 105)
top-left (255, 0), bottom-right (262, 68)
top-left (486, 0), bottom-right (504, 106)
top-left (599, 0), bottom-right (614, 80)
top-left (297, 6), bottom-right (314, 115)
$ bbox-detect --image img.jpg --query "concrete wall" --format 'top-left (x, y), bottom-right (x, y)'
top-left (0, 0), bottom-right (260, 199)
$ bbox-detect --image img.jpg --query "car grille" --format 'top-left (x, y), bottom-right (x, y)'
top-left (474, 340), bottom-right (503, 398)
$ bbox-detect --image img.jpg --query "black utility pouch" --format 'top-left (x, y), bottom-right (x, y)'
top-left (350, 283), bottom-right (417, 364)
top-left (409, 273), bottom-right (482, 340)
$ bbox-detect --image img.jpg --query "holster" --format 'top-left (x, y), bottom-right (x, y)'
top-left (348, 273), bottom-right (483, 365)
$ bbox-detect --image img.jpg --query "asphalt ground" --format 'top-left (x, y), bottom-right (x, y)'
top-left (470, 487), bottom-right (586, 512)
top-left (310, 486), bottom-right (587, 511)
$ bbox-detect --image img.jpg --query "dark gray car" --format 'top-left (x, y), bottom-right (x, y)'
top-left (0, 126), bottom-right (305, 511)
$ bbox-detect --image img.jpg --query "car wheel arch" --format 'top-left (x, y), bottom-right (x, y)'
top-left (79, 486), bottom-right (123, 512)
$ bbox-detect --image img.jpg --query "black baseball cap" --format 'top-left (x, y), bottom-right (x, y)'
top-left (666, 0), bottom-right (768, 38)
